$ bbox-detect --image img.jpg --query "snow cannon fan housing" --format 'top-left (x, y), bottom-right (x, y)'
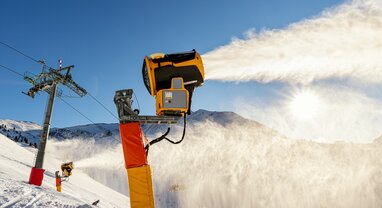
top-left (61, 162), bottom-right (73, 177)
top-left (142, 49), bottom-right (204, 116)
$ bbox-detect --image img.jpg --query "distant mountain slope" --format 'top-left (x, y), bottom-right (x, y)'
top-left (0, 120), bottom-right (41, 146)
top-left (0, 119), bottom-right (41, 131)
top-left (44, 110), bottom-right (284, 139)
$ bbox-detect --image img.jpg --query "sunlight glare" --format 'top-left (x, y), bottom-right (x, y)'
top-left (288, 90), bottom-right (321, 120)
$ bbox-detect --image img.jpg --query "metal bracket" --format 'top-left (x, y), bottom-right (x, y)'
top-left (114, 89), bottom-right (181, 124)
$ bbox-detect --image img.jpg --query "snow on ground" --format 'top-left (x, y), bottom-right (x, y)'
top-left (0, 134), bottom-right (129, 208)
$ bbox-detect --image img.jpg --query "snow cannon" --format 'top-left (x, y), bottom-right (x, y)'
top-left (54, 162), bottom-right (74, 193)
top-left (61, 161), bottom-right (74, 177)
top-left (114, 49), bottom-right (205, 208)
top-left (143, 49), bottom-right (204, 116)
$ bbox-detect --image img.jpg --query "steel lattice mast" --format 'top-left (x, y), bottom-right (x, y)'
top-left (27, 60), bottom-right (87, 186)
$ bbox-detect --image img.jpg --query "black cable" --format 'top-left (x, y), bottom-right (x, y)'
top-left (145, 127), bottom-right (171, 154)
top-left (0, 41), bottom-right (40, 63)
top-left (57, 96), bottom-right (121, 143)
top-left (0, 41), bottom-right (118, 121)
top-left (0, 41), bottom-right (63, 75)
top-left (145, 115), bottom-right (187, 156)
top-left (163, 115), bottom-right (187, 144)
top-left (58, 97), bottom-right (97, 126)
top-left (87, 91), bottom-right (119, 120)
top-left (133, 91), bottom-right (141, 112)
top-left (0, 64), bottom-right (24, 77)
top-left (60, 90), bottom-right (82, 99)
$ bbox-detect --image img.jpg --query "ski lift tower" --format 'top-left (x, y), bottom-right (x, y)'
top-left (26, 60), bottom-right (87, 186)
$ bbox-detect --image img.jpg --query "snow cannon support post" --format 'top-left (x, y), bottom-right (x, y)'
top-left (56, 177), bottom-right (62, 192)
top-left (55, 171), bottom-right (62, 192)
top-left (29, 167), bottom-right (45, 186)
top-left (119, 122), bottom-right (155, 208)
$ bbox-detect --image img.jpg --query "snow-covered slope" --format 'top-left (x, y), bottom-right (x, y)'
top-left (0, 134), bottom-right (129, 207)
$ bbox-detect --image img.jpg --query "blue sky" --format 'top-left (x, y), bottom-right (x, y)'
top-left (0, 0), bottom-right (344, 127)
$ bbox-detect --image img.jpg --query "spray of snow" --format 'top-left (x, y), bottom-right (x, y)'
top-left (234, 84), bottom-right (382, 142)
top-left (202, 0), bottom-right (382, 142)
top-left (47, 138), bottom-right (129, 195)
top-left (47, 119), bottom-right (382, 208)
top-left (203, 0), bottom-right (382, 84)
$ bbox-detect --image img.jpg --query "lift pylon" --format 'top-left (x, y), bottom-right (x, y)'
top-left (27, 61), bottom-right (87, 186)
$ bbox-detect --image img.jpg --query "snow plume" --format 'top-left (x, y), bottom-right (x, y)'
top-left (235, 84), bottom-right (382, 142)
top-left (203, 0), bottom-right (382, 142)
top-left (203, 0), bottom-right (382, 84)
top-left (46, 121), bottom-right (382, 208)
top-left (47, 138), bottom-right (129, 194)
top-left (150, 121), bottom-right (382, 208)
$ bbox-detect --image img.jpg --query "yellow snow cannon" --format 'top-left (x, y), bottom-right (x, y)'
top-left (114, 49), bottom-right (206, 208)
top-left (61, 161), bottom-right (74, 177)
top-left (142, 49), bottom-right (204, 116)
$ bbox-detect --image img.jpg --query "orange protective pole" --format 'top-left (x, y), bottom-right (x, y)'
top-left (128, 165), bottom-right (155, 208)
top-left (56, 177), bottom-right (62, 192)
top-left (119, 122), bottom-right (155, 208)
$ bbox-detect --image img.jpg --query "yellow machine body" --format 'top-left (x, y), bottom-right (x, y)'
top-left (155, 78), bottom-right (189, 116)
top-left (61, 162), bottom-right (74, 177)
top-left (142, 50), bottom-right (204, 116)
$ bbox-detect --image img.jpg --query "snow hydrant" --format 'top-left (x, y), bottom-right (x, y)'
top-left (55, 171), bottom-right (62, 192)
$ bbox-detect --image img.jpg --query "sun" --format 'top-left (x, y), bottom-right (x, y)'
top-left (288, 90), bottom-right (321, 120)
